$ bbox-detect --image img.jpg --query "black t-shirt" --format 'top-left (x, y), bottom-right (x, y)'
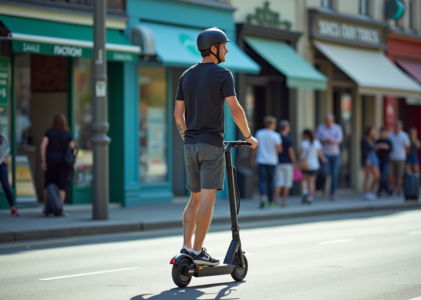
top-left (376, 138), bottom-right (392, 163)
top-left (45, 128), bottom-right (73, 162)
top-left (175, 63), bottom-right (236, 148)
top-left (278, 135), bottom-right (293, 164)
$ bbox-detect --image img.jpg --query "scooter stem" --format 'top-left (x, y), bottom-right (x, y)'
top-left (224, 148), bottom-right (246, 267)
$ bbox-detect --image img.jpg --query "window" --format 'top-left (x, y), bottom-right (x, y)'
top-left (321, 0), bottom-right (335, 9)
top-left (73, 58), bottom-right (93, 187)
top-left (408, 0), bottom-right (416, 30)
top-left (138, 67), bottom-right (168, 183)
top-left (360, 0), bottom-right (370, 16)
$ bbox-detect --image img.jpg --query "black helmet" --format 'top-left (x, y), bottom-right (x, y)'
top-left (197, 27), bottom-right (230, 51)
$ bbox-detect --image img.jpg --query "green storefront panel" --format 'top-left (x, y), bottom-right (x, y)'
top-left (0, 15), bottom-right (139, 62)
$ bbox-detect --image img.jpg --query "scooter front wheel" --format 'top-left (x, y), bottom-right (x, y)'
top-left (231, 254), bottom-right (248, 281)
top-left (172, 257), bottom-right (192, 287)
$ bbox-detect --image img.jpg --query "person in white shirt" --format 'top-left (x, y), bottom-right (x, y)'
top-left (387, 120), bottom-right (410, 195)
top-left (251, 116), bottom-right (282, 208)
top-left (299, 129), bottom-right (327, 204)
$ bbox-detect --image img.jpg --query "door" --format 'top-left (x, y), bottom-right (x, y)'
top-left (333, 89), bottom-right (352, 188)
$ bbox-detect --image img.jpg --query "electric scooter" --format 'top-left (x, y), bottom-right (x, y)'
top-left (170, 141), bottom-right (250, 287)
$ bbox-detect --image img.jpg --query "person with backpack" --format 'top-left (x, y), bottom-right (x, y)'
top-left (40, 113), bottom-right (75, 216)
top-left (299, 129), bottom-right (327, 204)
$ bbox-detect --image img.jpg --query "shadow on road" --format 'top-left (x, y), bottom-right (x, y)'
top-left (131, 281), bottom-right (243, 300)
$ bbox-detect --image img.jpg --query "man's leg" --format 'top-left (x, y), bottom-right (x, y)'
top-left (396, 160), bottom-right (405, 193)
top-left (183, 192), bottom-right (201, 249)
top-left (267, 165), bottom-right (276, 203)
top-left (258, 164), bottom-right (267, 198)
top-left (193, 189), bottom-right (217, 251)
top-left (330, 155), bottom-right (340, 196)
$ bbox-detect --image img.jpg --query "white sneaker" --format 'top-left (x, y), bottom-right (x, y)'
top-left (364, 193), bottom-right (375, 201)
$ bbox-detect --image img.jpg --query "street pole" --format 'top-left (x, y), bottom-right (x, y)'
top-left (92, 0), bottom-right (110, 220)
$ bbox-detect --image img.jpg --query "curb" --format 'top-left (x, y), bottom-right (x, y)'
top-left (1, 202), bottom-right (420, 243)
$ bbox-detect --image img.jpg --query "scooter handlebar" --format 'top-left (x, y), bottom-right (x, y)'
top-left (224, 141), bottom-right (251, 151)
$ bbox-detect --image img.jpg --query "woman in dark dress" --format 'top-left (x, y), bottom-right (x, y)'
top-left (40, 114), bottom-right (74, 213)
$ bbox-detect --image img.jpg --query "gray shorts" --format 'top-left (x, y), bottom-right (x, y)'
top-left (389, 159), bottom-right (406, 177)
top-left (184, 143), bottom-right (225, 193)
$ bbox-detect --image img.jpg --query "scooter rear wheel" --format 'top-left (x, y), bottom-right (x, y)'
top-left (172, 257), bottom-right (192, 287)
top-left (231, 254), bottom-right (248, 281)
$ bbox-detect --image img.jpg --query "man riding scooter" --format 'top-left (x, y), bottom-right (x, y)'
top-left (173, 27), bottom-right (258, 266)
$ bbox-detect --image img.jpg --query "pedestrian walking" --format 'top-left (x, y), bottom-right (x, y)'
top-left (316, 113), bottom-right (343, 201)
top-left (299, 129), bottom-right (326, 204)
top-left (173, 28), bottom-right (258, 265)
top-left (40, 113), bottom-right (75, 215)
top-left (406, 127), bottom-right (420, 174)
top-left (251, 116), bottom-right (282, 208)
top-left (361, 126), bottom-right (380, 201)
top-left (0, 123), bottom-right (19, 216)
top-left (273, 120), bottom-right (297, 207)
top-left (376, 127), bottom-right (393, 197)
top-left (387, 120), bottom-right (410, 195)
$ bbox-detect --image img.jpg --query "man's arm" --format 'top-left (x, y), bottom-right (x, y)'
top-left (288, 147), bottom-right (297, 166)
top-left (174, 100), bottom-right (187, 141)
top-left (226, 95), bottom-right (258, 149)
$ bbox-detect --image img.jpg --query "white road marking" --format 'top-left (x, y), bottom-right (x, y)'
top-left (408, 230), bottom-right (421, 235)
top-left (39, 267), bottom-right (141, 281)
top-left (407, 297), bottom-right (421, 300)
top-left (318, 238), bottom-right (353, 245)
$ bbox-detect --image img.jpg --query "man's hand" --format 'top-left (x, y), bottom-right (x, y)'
top-left (247, 136), bottom-right (258, 149)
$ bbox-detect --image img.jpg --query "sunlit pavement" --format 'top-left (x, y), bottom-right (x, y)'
top-left (1, 209), bottom-right (421, 300)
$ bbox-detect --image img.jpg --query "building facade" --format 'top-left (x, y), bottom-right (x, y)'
top-left (0, 0), bottom-right (140, 208)
top-left (126, 0), bottom-right (259, 203)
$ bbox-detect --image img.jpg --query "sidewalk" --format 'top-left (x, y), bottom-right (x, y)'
top-left (1, 193), bottom-right (420, 243)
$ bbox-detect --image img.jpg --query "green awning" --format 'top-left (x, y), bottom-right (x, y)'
top-left (245, 36), bottom-right (327, 90)
top-left (0, 15), bottom-right (140, 62)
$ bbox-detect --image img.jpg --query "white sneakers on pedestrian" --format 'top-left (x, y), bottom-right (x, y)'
top-left (364, 193), bottom-right (377, 201)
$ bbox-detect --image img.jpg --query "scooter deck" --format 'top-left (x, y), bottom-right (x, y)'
top-left (191, 264), bottom-right (235, 277)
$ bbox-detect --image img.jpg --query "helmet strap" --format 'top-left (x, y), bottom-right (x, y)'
top-left (210, 43), bottom-right (221, 64)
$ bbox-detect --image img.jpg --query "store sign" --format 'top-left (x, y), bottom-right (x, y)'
top-left (0, 57), bottom-right (9, 106)
top-left (179, 33), bottom-right (201, 57)
top-left (247, 1), bottom-right (292, 29)
top-left (384, 96), bottom-right (397, 130)
top-left (13, 40), bottom-right (138, 62)
top-left (309, 9), bottom-right (387, 49)
top-left (14, 40), bottom-right (87, 57)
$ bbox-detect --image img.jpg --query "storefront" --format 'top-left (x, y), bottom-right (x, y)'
top-left (386, 30), bottom-right (421, 153)
top-left (233, 2), bottom-right (327, 197)
top-left (126, 0), bottom-right (259, 202)
top-left (308, 8), bottom-right (421, 190)
top-left (0, 14), bottom-right (140, 209)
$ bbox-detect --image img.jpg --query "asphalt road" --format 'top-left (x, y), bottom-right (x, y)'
top-left (1, 209), bottom-right (421, 300)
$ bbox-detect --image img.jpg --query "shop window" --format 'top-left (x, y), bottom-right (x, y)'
top-left (73, 58), bottom-right (93, 187)
top-left (15, 53), bottom-right (37, 203)
top-left (321, 0), bottom-right (335, 9)
top-left (359, 0), bottom-right (370, 16)
top-left (408, 0), bottom-right (416, 31)
top-left (139, 67), bottom-right (168, 183)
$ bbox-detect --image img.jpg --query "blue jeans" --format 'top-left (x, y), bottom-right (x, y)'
top-left (322, 155), bottom-right (340, 196)
top-left (378, 161), bottom-right (390, 195)
top-left (0, 163), bottom-right (14, 208)
top-left (258, 164), bottom-right (276, 203)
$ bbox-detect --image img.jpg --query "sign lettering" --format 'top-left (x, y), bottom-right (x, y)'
top-left (23, 42), bottom-right (40, 53)
top-left (247, 1), bottom-right (292, 29)
top-left (54, 45), bottom-right (83, 57)
top-left (318, 20), bottom-right (380, 44)
top-left (0, 57), bottom-right (9, 106)
top-left (113, 53), bottom-right (133, 62)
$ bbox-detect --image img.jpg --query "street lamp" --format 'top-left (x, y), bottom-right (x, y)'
top-left (92, 0), bottom-right (111, 220)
